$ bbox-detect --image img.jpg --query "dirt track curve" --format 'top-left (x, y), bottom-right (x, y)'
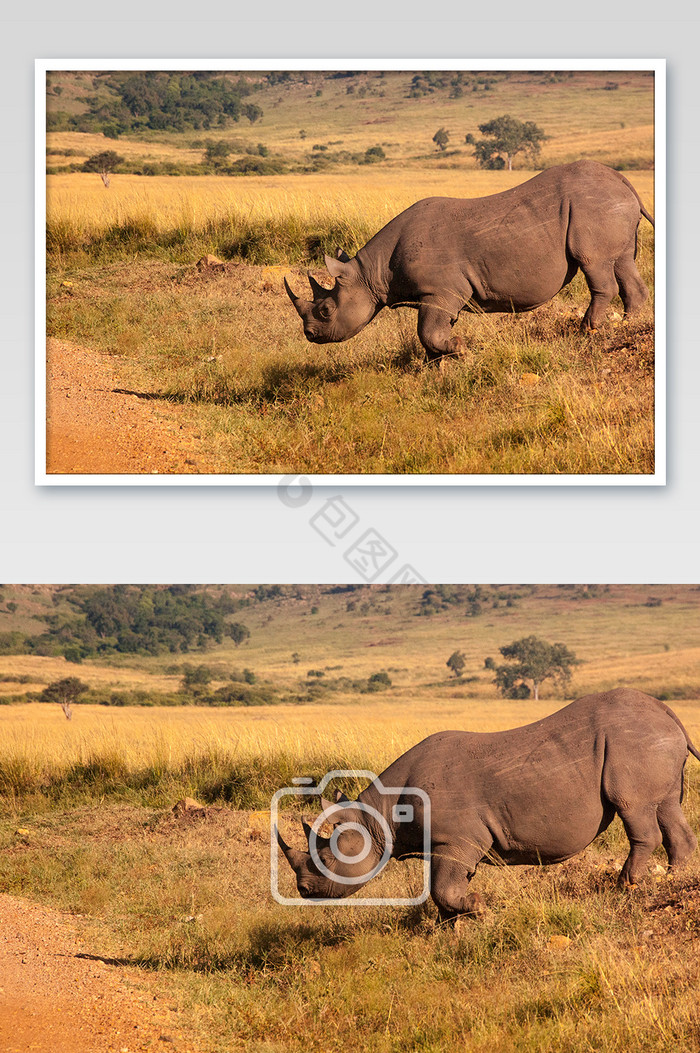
top-left (0, 894), bottom-right (197, 1052)
top-left (46, 339), bottom-right (220, 475)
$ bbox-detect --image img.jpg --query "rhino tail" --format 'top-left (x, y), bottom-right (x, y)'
top-left (616, 170), bottom-right (654, 227)
top-left (654, 698), bottom-right (700, 761)
top-left (639, 203), bottom-right (655, 228)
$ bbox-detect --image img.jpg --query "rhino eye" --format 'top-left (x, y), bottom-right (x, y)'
top-left (319, 303), bottom-right (333, 320)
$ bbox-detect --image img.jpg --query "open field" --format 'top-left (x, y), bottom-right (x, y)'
top-left (46, 68), bottom-right (655, 172)
top-left (2, 583), bottom-right (700, 803)
top-left (2, 585), bottom-right (699, 1050)
top-left (46, 169), bottom-right (655, 264)
top-left (44, 69), bottom-right (657, 476)
top-left (46, 169), bottom-right (655, 476)
top-left (1, 706), bottom-right (699, 1052)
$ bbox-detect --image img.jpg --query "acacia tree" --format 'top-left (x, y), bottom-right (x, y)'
top-left (446, 650), bottom-right (467, 678)
top-left (39, 677), bottom-right (89, 720)
top-left (432, 127), bottom-right (450, 152)
top-left (472, 115), bottom-right (546, 171)
top-left (227, 622), bottom-right (250, 647)
top-left (81, 150), bottom-right (125, 187)
top-left (489, 636), bottom-right (578, 700)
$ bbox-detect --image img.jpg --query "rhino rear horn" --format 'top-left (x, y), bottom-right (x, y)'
top-left (307, 271), bottom-right (330, 299)
top-left (275, 824), bottom-right (307, 871)
top-left (335, 247), bottom-right (351, 263)
top-left (334, 789), bottom-right (350, 803)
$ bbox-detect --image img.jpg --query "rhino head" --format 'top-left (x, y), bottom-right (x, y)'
top-left (275, 791), bottom-right (389, 900)
top-left (284, 249), bottom-right (381, 345)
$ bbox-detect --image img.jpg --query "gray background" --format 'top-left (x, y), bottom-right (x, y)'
top-left (4, 5), bottom-right (699, 584)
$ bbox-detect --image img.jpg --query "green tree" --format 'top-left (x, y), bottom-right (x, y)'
top-left (490, 636), bottom-right (578, 700)
top-left (366, 671), bottom-right (392, 692)
top-left (204, 140), bottom-right (231, 165)
top-left (472, 115), bottom-right (546, 171)
top-left (432, 127), bottom-right (450, 152)
top-left (363, 145), bottom-right (386, 164)
top-left (227, 622), bottom-right (250, 647)
top-left (39, 677), bottom-right (89, 720)
top-left (243, 103), bottom-right (263, 124)
top-left (180, 664), bottom-right (213, 694)
top-left (446, 650), bottom-right (467, 678)
top-left (81, 150), bottom-right (124, 187)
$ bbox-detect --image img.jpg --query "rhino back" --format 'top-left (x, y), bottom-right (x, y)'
top-left (360, 161), bottom-right (645, 315)
top-left (381, 689), bottom-right (688, 865)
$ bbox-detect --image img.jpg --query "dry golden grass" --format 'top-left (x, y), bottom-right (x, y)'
top-left (1, 697), bottom-right (698, 1052)
top-left (46, 169), bottom-right (655, 245)
top-left (45, 161), bottom-right (656, 476)
top-left (5, 589), bottom-right (698, 1051)
top-left (543, 124), bottom-right (655, 165)
top-left (1, 695), bottom-right (698, 809)
top-left (47, 130), bottom-right (204, 166)
top-left (0, 654), bottom-right (180, 693)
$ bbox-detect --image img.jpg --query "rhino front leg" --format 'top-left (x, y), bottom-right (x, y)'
top-left (417, 304), bottom-right (466, 364)
top-left (430, 847), bottom-right (485, 925)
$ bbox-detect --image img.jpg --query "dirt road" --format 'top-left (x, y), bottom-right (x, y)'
top-left (0, 895), bottom-right (195, 1052)
top-left (45, 339), bottom-right (221, 475)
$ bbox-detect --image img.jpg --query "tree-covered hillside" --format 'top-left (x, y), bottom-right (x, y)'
top-left (47, 71), bottom-right (264, 135)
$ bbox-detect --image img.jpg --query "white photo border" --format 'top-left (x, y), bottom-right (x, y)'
top-left (36, 57), bottom-right (666, 486)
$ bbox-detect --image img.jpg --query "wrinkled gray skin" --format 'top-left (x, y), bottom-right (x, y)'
top-left (284, 161), bottom-right (654, 363)
top-left (276, 690), bottom-right (699, 922)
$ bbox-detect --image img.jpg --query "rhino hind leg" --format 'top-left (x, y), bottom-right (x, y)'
top-left (657, 790), bottom-right (698, 870)
top-left (617, 804), bottom-right (663, 886)
top-left (417, 303), bottom-right (465, 363)
top-left (579, 261), bottom-right (619, 331)
top-left (614, 253), bottom-right (649, 317)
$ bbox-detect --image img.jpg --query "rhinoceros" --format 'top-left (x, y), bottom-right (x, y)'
top-left (284, 161), bottom-right (654, 362)
top-left (276, 689), bottom-right (698, 921)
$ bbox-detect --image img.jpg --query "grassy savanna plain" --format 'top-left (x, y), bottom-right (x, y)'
top-left (1, 584), bottom-right (699, 1051)
top-left (45, 70), bottom-right (656, 475)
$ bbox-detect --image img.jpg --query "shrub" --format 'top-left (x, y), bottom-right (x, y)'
top-left (365, 671), bottom-right (392, 692)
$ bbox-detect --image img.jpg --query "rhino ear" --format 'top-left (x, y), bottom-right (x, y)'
top-left (320, 798), bottom-right (359, 827)
top-left (325, 253), bottom-right (351, 279)
top-left (335, 247), bottom-right (351, 263)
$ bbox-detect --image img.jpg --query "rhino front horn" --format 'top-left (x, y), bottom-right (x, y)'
top-left (275, 825), bottom-right (307, 870)
top-left (283, 276), bottom-right (307, 318)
